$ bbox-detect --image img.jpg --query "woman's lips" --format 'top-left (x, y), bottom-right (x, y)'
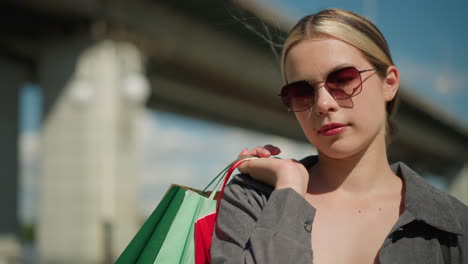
top-left (319, 123), bottom-right (349, 136)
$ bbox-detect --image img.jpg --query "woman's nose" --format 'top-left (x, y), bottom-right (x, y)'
top-left (313, 86), bottom-right (339, 116)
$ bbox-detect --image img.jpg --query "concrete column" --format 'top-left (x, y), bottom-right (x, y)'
top-left (111, 43), bottom-right (150, 259)
top-left (0, 57), bottom-right (27, 263)
top-left (38, 37), bottom-right (148, 263)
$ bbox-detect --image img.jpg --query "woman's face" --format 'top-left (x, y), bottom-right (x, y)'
top-left (284, 36), bottom-right (398, 159)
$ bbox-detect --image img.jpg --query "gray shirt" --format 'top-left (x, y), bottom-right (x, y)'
top-left (211, 156), bottom-right (468, 263)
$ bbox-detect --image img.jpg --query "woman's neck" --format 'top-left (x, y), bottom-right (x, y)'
top-left (308, 136), bottom-right (396, 197)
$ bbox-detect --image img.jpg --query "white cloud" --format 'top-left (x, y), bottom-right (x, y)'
top-left (140, 163), bottom-right (194, 186)
top-left (398, 59), bottom-right (466, 96)
top-left (19, 132), bottom-right (41, 165)
top-left (434, 73), bottom-right (458, 95)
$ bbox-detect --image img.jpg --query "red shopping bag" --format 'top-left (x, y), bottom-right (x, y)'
top-left (194, 213), bottom-right (216, 264)
top-left (194, 156), bottom-right (256, 264)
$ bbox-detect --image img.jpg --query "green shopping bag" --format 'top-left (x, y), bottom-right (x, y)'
top-left (115, 185), bottom-right (184, 263)
top-left (115, 156), bottom-right (254, 264)
top-left (153, 190), bottom-right (216, 263)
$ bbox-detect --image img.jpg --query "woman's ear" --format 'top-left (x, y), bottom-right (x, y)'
top-left (383, 65), bottom-right (399, 102)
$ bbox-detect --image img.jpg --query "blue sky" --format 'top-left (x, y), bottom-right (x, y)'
top-left (20, 84), bottom-right (42, 133)
top-left (270, 0), bottom-right (468, 127)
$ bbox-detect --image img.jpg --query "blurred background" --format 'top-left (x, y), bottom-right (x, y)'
top-left (1, 0), bottom-right (467, 263)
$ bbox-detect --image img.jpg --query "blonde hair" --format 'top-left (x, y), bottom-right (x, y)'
top-left (281, 8), bottom-right (399, 145)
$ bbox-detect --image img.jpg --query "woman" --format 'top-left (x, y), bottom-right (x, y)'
top-left (210, 8), bottom-right (468, 264)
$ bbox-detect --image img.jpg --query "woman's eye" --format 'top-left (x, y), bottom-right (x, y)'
top-left (331, 76), bottom-right (354, 84)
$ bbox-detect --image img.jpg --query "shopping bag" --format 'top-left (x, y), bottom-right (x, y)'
top-left (194, 157), bottom-right (252, 264)
top-left (153, 190), bottom-right (216, 263)
top-left (114, 185), bottom-right (186, 264)
top-left (115, 156), bottom-right (256, 264)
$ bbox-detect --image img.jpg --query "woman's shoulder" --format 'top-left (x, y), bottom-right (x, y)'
top-left (226, 155), bottom-right (318, 198)
top-left (440, 187), bottom-right (468, 235)
top-left (392, 161), bottom-right (468, 235)
top-left (227, 173), bottom-right (274, 199)
top-left (448, 194), bottom-right (468, 232)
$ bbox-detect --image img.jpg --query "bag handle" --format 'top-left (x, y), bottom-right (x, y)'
top-left (201, 156), bottom-right (257, 199)
top-left (214, 156), bottom-right (258, 211)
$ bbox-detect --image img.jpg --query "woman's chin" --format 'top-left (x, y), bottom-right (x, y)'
top-left (319, 148), bottom-right (357, 160)
top-left (308, 125), bottom-right (382, 160)
top-left (312, 139), bottom-right (364, 160)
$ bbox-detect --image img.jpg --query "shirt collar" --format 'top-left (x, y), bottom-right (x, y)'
top-left (392, 161), bottom-right (463, 235)
top-left (300, 156), bottom-right (463, 235)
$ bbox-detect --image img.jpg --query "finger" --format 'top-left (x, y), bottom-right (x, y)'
top-left (263, 144), bottom-right (281, 155)
top-left (254, 147), bottom-right (271, 158)
top-left (237, 159), bottom-right (251, 173)
top-left (236, 158), bottom-right (278, 186)
top-left (237, 157), bottom-right (268, 174)
top-left (238, 148), bottom-right (249, 157)
top-left (240, 146), bottom-right (274, 158)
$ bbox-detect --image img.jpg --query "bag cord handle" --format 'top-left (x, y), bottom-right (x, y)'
top-left (215, 156), bottom-right (258, 212)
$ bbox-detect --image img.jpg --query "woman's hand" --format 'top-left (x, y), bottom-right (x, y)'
top-left (237, 145), bottom-right (309, 197)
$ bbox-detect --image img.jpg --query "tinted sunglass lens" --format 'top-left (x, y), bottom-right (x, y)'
top-left (281, 81), bottom-right (314, 111)
top-left (326, 67), bottom-right (361, 99)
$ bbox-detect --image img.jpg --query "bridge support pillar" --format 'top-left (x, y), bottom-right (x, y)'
top-left (38, 37), bottom-right (149, 263)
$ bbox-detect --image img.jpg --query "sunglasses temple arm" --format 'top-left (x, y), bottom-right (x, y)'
top-left (306, 107), bottom-right (313, 120)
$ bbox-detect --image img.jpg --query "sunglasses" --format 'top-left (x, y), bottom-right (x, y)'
top-left (279, 66), bottom-right (380, 112)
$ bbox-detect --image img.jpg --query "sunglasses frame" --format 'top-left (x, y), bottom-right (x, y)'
top-left (279, 66), bottom-right (381, 112)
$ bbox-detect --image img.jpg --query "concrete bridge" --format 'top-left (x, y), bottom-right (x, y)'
top-left (1, 0), bottom-right (467, 262)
